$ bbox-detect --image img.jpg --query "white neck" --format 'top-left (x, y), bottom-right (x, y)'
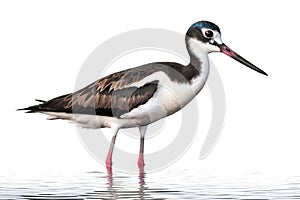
top-left (187, 38), bottom-right (210, 94)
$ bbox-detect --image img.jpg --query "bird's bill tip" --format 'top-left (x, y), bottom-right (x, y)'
top-left (218, 43), bottom-right (268, 76)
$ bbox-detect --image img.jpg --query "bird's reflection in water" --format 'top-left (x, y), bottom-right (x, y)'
top-left (105, 166), bottom-right (154, 199)
top-left (17, 167), bottom-right (181, 199)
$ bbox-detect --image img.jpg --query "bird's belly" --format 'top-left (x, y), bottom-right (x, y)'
top-left (120, 82), bottom-right (195, 125)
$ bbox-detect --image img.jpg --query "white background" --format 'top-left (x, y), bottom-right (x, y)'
top-left (0, 1), bottom-right (299, 176)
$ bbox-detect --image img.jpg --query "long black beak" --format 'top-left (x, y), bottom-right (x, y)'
top-left (217, 43), bottom-right (268, 76)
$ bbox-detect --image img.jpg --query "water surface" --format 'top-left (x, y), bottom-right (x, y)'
top-left (1, 170), bottom-right (300, 199)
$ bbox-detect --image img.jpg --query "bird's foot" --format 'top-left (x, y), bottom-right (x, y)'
top-left (106, 161), bottom-right (112, 171)
top-left (137, 154), bottom-right (145, 168)
top-left (106, 161), bottom-right (113, 174)
top-left (106, 151), bottom-right (113, 172)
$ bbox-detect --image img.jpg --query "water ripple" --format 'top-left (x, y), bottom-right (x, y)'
top-left (0, 170), bottom-right (299, 199)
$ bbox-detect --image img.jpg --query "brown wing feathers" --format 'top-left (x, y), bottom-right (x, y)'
top-left (19, 69), bottom-right (159, 118)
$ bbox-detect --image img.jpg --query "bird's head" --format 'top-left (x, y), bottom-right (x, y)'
top-left (186, 21), bottom-right (268, 76)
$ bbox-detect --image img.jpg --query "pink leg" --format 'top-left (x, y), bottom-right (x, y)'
top-left (138, 137), bottom-right (145, 168)
top-left (106, 134), bottom-right (117, 172)
top-left (106, 150), bottom-right (113, 172)
top-left (137, 126), bottom-right (147, 168)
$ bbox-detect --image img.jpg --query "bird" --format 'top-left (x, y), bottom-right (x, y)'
top-left (18, 21), bottom-right (267, 171)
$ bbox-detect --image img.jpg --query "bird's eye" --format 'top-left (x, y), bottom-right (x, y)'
top-left (205, 30), bottom-right (214, 38)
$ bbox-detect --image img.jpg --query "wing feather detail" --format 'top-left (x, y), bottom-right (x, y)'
top-left (20, 68), bottom-right (159, 118)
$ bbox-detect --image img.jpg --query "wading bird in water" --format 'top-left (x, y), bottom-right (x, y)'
top-left (19, 21), bottom-right (267, 172)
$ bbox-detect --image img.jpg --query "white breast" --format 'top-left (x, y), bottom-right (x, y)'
top-left (121, 71), bottom-right (199, 124)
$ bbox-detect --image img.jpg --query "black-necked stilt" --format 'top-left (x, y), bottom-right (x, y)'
top-left (19, 21), bottom-right (267, 171)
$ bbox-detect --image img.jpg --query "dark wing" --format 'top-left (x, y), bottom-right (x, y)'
top-left (19, 68), bottom-right (159, 118)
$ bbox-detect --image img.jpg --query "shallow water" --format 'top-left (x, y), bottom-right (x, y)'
top-left (1, 169), bottom-right (300, 200)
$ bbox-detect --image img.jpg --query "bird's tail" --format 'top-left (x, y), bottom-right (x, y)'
top-left (17, 93), bottom-right (72, 113)
top-left (17, 99), bottom-right (46, 113)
